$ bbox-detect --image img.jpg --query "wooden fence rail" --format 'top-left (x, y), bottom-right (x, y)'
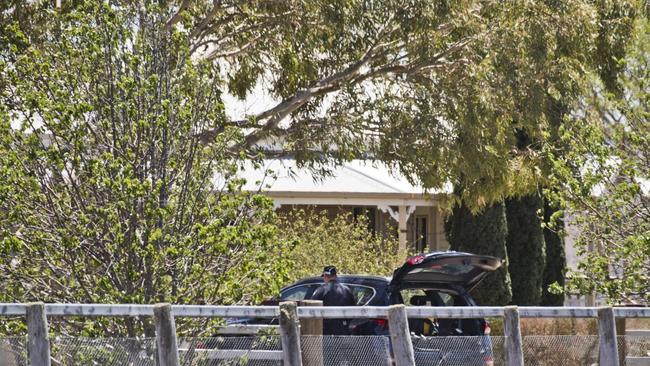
top-left (1, 303), bottom-right (649, 366)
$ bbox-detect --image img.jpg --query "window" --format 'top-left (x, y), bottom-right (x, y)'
top-left (399, 289), bottom-right (457, 306)
top-left (281, 285), bottom-right (314, 301)
top-left (350, 285), bottom-right (375, 305)
top-left (414, 215), bottom-right (427, 252)
top-left (281, 284), bottom-right (375, 305)
top-left (353, 206), bottom-right (377, 235)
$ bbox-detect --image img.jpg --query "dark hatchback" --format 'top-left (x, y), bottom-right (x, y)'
top-left (259, 251), bottom-right (501, 336)
top-left (232, 251), bottom-right (502, 365)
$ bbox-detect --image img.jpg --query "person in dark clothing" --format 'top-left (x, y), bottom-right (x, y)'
top-left (310, 265), bottom-right (356, 335)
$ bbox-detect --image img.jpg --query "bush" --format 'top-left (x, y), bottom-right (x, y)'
top-left (506, 194), bottom-right (546, 305)
top-left (277, 209), bottom-right (404, 281)
top-left (445, 201), bottom-right (512, 305)
top-left (541, 199), bottom-right (566, 306)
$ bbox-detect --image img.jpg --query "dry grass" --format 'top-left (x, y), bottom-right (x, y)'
top-left (626, 318), bottom-right (650, 330)
top-left (486, 317), bottom-right (598, 336)
top-left (521, 318), bottom-right (598, 336)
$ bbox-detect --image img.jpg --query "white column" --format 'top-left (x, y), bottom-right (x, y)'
top-left (431, 206), bottom-right (449, 251)
top-left (398, 205), bottom-right (407, 254)
top-left (378, 204), bottom-right (415, 256)
top-left (428, 206), bottom-right (436, 251)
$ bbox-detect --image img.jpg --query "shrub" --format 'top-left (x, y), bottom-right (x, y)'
top-left (445, 202), bottom-right (512, 305)
top-left (277, 208), bottom-right (403, 281)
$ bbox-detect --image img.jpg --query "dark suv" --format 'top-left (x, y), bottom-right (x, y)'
top-left (235, 251), bottom-right (501, 365)
top-left (264, 251), bottom-right (500, 335)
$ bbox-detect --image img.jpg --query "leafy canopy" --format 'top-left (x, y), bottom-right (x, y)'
top-left (544, 17), bottom-right (649, 305)
top-left (5, 0), bottom-right (639, 208)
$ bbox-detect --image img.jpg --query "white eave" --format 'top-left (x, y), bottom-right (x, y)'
top-left (227, 158), bottom-right (451, 207)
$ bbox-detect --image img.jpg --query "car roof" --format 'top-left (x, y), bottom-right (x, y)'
top-left (282, 274), bottom-right (390, 290)
top-left (281, 251), bottom-right (501, 292)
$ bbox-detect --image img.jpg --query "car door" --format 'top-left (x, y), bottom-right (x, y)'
top-left (389, 251), bottom-right (502, 291)
top-left (280, 284), bottom-right (321, 301)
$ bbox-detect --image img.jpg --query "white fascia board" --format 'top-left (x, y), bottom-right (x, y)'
top-left (267, 194), bottom-right (436, 207)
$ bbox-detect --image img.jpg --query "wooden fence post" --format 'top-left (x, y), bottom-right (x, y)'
top-left (616, 317), bottom-right (626, 365)
top-left (279, 301), bottom-right (303, 366)
top-left (26, 302), bottom-right (51, 366)
top-left (154, 303), bottom-right (180, 366)
top-left (387, 304), bottom-right (415, 366)
top-left (300, 300), bottom-right (323, 366)
top-left (504, 305), bottom-right (524, 366)
top-left (598, 306), bottom-right (619, 366)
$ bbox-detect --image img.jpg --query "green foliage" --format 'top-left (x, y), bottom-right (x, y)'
top-left (126, 0), bottom-right (643, 211)
top-left (541, 199), bottom-right (566, 306)
top-left (277, 209), bottom-right (403, 282)
top-left (0, 0), bottom-right (641, 214)
top-left (0, 2), bottom-right (291, 336)
top-left (0, 0), bottom-right (644, 328)
top-left (445, 202), bottom-right (512, 305)
top-left (505, 194), bottom-right (546, 305)
top-left (545, 17), bottom-right (650, 305)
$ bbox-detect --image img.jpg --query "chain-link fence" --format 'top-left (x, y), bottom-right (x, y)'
top-left (2, 333), bottom-right (649, 365)
top-left (620, 334), bottom-right (650, 358)
top-left (411, 335), bottom-right (501, 366)
top-left (50, 337), bottom-right (156, 366)
top-left (522, 335), bottom-right (599, 366)
top-left (178, 336), bottom-right (282, 366)
top-left (301, 335), bottom-right (391, 366)
top-left (518, 334), bottom-right (650, 366)
top-left (0, 336), bottom-right (28, 366)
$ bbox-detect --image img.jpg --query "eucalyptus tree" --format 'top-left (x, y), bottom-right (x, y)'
top-left (4, 0), bottom-right (640, 206)
top-left (541, 199), bottom-right (566, 306)
top-left (545, 17), bottom-right (649, 305)
top-left (175, 0), bottom-right (639, 207)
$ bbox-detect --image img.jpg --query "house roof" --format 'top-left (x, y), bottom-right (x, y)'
top-left (234, 159), bottom-right (450, 198)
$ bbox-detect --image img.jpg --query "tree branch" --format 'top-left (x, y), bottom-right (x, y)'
top-left (165, 0), bottom-right (191, 31)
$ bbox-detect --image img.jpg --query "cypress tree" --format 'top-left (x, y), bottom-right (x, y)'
top-left (505, 194), bottom-right (546, 305)
top-left (445, 202), bottom-right (512, 305)
top-left (541, 199), bottom-right (566, 306)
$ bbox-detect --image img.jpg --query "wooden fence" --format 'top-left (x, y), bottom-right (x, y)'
top-left (1, 302), bottom-right (649, 366)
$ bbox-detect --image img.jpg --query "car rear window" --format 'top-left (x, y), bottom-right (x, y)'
top-left (405, 263), bottom-right (475, 276)
top-left (281, 284), bottom-right (317, 301)
top-left (400, 289), bottom-right (467, 306)
top-left (280, 283), bottom-right (375, 305)
top-left (351, 285), bottom-right (375, 305)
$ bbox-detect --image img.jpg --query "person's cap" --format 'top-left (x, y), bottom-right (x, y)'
top-left (321, 265), bottom-right (337, 277)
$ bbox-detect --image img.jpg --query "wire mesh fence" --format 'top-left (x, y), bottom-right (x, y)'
top-left (519, 334), bottom-right (650, 366)
top-left (0, 337), bottom-right (28, 366)
top-left (410, 335), bottom-right (500, 366)
top-left (178, 336), bottom-right (282, 366)
top-left (302, 335), bottom-right (391, 366)
top-left (50, 337), bottom-right (156, 366)
top-left (522, 335), bottom-right (599, 366)
top-left (620, 334), bottom-right (650, 358)
top-left (2, 333), bottom-right (649, 365)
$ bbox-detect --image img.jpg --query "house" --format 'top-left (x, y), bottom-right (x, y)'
top-left (236, 158), bottom-right (451, 253)
top-left (236, 158), bottom-right (611, 307)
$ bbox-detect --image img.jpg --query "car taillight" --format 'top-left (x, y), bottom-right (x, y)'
top-left (407, 255), bottom-right (425, 265)
top-left (373, 319), bottom-right (388, 328)
top-left (484, 355), bottom-right (494, 366)
top-left (483, 321), bottom-right (491, 335)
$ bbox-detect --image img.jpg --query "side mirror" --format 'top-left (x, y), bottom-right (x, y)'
top-left (261, 297), bottom-right (280, 306)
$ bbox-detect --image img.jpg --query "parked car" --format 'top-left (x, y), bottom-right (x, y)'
top-left (230, 251), bottom-right (502, 366)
